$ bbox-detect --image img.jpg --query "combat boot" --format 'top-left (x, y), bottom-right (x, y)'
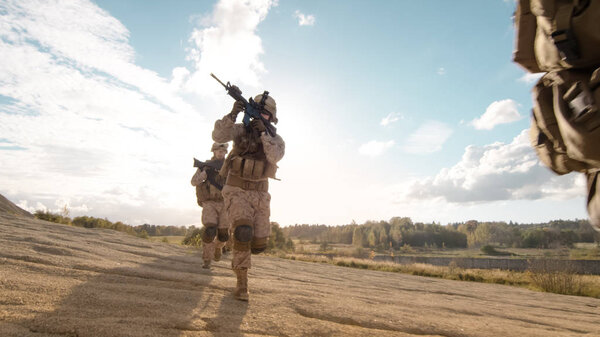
top-left (214, 247), bottom-right (222, 262)
top-left (202, 260), bottom-right (211, 269)
top-left (233, 268), bottom-right (249, 301)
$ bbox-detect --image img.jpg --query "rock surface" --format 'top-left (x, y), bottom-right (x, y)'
top-left (0, 194), bottom-right (32, 218)
top-left (0, 201), bottom-right (599, 336)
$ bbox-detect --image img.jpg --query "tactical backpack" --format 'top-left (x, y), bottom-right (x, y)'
top-left (513, 0), bottom-right (600, 230)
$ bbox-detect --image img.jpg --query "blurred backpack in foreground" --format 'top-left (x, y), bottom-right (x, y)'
top-left (513, 0), bottom-right (600, 231)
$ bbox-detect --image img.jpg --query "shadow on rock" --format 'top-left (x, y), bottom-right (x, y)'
top-left (22, 253), bottom-right (235, 337)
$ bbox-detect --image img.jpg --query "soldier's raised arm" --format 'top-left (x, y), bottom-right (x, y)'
top-left (212, 101), bottom-right (245, 143)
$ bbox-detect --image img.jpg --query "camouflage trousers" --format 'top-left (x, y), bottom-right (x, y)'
top-left (222, 185), bottom-right (271, 269)
top-left (201, 200), bottom-right (228, 262)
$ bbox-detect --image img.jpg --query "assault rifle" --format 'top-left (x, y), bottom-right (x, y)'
top-left (210, 73), bottom-right (277, 137)
top-left (193, 158), bottom-right (223, 191)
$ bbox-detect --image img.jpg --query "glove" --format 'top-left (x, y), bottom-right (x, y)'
top-left (250, 119), bottom-right (266, 133)
top-left (228, 101), bottom-right (245, 121)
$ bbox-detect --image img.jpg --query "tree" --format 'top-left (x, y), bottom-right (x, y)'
top-left (352, 227), bottom-right (366, 247)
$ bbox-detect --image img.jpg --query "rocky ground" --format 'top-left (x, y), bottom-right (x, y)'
top-left (1, 210), bottom-right (599, 336)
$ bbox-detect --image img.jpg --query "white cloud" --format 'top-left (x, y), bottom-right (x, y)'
top-left (1, 0), bottom-right (195, 116)
top-left (471, 99), bottom-right (522, 130)
top-left (402, 129), bottom-right (586, 203)
top-left (0, 0), bottom-right (216, 225)
top-left (294, 10), bottom-right (315, 26)
top-left (184, 0), bottom-right (277, 94)
top-left (380, 112), bottom-right (403, 126)
top-left (518, 72), bottom-right (544, 84)
top-left (437, 67), bottom-right (446, 75)
top-left (402, 121), bottom-right (453, 154)
top-left (358, 140), bottom-right (395, 157)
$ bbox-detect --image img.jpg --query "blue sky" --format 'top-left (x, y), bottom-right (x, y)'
top-left (0, 0), bottom-right (587, 227)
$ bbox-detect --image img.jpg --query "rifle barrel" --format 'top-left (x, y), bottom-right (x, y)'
top-left (210, 73), bottom-right (227, 89)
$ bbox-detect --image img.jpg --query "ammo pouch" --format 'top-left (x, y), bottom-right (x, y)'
top-left (514, 0), bottom-right (600, 72)
top-left (195, 182), bottom-right (222, 205)
top-left (228, 156), bottom-right (278, 180)
top-left (548, 68), bottom-right (600, 167)
top-left (530, 71), bottom-right (591, 174)
top-left (530, 68), bottom-right (600, 174)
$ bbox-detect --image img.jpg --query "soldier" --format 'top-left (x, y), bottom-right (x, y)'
top-left (190, 142), bottom-right (229, 269)
top-left (212, 93), bottom-right (284, 301)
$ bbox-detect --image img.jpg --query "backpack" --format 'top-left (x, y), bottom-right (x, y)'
top-left (530, 68), bottom-right (600, 173)
top-left (513, 0), bottom-right (600, 230)
top-left (514, 0), bottom-right (600, 72)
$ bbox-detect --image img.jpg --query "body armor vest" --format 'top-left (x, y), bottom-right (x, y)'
top-left (220, 127), bottom-right (277, 186)
top-left (196, 159), bottom-right (225, 204)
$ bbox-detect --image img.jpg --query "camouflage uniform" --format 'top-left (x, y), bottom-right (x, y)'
top-left (213, 95), bottom-right (284, 300)
top-left (191, 152), bottom-right (229, 268)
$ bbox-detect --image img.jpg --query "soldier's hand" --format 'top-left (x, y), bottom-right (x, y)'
top-left (250, 119), bottom-right (266, 133)
top-left (228, 101), bottom-right (245, 121)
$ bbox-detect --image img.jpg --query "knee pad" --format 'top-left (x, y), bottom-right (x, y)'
top-left (233, 224), bottom-right (253, 251)
top-left (217, 228), bottom-right (229, 242)
top-left (251, 237), bottom-right (268, 254)
top-left (202, 226), bottom-right (217, 243)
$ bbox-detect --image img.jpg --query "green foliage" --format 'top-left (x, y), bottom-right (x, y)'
top-left (284, 217), bottom-right (468, 250)
top-left (528, 259), bottom-right (584, 296)
top-left (570, 245), bottom-right (600, 259)
top-left (71, 216), bottom-right (138, 236)
top-left (283, 217), bottom-right (598, 251)
top-left (34, 209), bottom-right (193, 241)
top-left (479, 245), bottom-right (512, 256)
top-left (267, 222), bottom-right (294, 252)
top-left (352, 247), bottom-right (368, 258)
top-left (137, 230), bottom-right (149, 239)
top-left (34, 210), bottom-right (71, 225)
top-left (133, 223), bottom-right (187, 236)
top-left (181, 227), bottom-right (203, 247)
top-left (319, 241), bottom-right (329, 252)
top-left (480, 245), bottom-right (497, 255)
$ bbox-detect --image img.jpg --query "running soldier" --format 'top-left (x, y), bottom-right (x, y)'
top-left (212, 94), bottom-right (284, 301)
top-left (191, 143), bottom-right (229, 269)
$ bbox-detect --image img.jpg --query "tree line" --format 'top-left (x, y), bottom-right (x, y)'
top-left (181, 222), bottom-right (294, 252)
top-left (34, 210), bottom-right (187, 238)
top-left (34, 210), bottom-right (295, 252)
top-left (283, 217), bottom-right (600, 250)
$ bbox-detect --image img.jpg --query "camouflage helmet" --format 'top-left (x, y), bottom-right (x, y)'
top-left (211, 142), bottom-right (228, 152)
top-left (254, 93), bottom-right (277, 124)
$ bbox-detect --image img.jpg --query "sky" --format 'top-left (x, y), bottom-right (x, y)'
top-left (0, 0), bottom-right (588, 228)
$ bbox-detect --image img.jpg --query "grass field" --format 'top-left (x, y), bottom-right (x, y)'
top-left (293, 241), bottom-right (600, 259)
top-left (148, 235), bottom-right (185, 245)
top-left (275, 252), bottom-right (600, 298)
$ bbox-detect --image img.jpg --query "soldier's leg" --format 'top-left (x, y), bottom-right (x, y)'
top-left (201, 201), bottom-right (220, 268)
top-left (252, 191), bottom-right (272, 255)
top-left (214, 202), bottom-right (229, 261)
top-left (232, 218), bottom-right (253, 269)
top-left (222, 186), bottom-right (254, 301)
top-left (231, 218), bottom-right (252, 301)
top-left (201, 225), bottom-right (217, 268)
top-left (214, 228), bottom-right (229, 261)
top-left (222, 187), bottom-right (254, 270)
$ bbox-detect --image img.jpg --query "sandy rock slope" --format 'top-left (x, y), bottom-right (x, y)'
top-left (1, 212), bottom-right (599, 336)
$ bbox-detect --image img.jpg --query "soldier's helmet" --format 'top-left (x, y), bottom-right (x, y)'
top-left (254, 94), bottom-right (277, 124)
top-left (211, 142), bottom-right (228, 152)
